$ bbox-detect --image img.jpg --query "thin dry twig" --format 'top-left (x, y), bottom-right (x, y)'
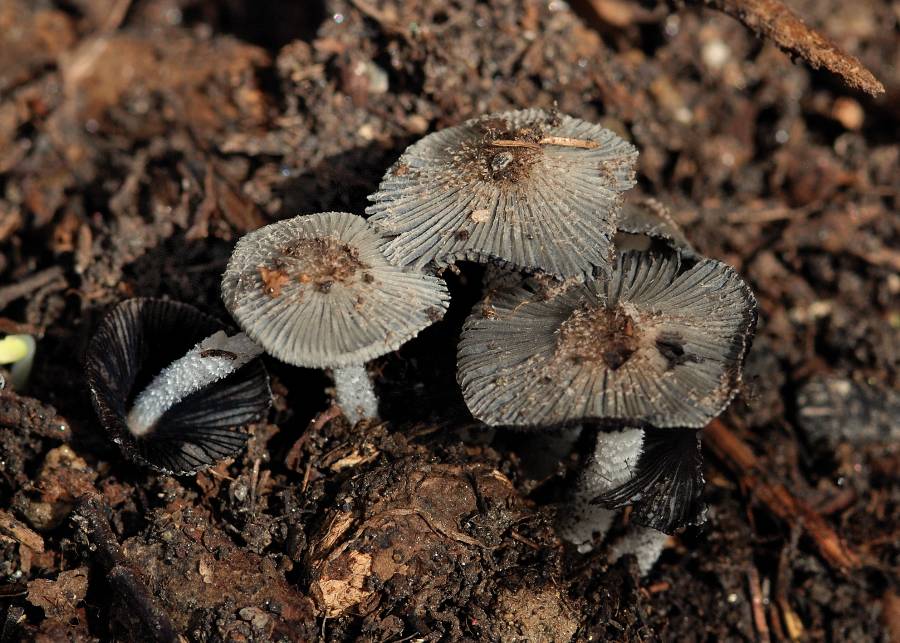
top-left (490, 137), bottom-right (601, 150)
top-left (539, 136), bottom-right (601, 149)
top-left (490, 140), bottom-right (542, 150)
top-left (747, 566), bottom-right (771, 643)
top-left (0, 510), bottom-right (44, 553)
top-left (509, 530), bottom-right (541, 550)
top-left (703, 419), bottom-right (862, 571)
top-left (695, 0), bottom-right (884, 96)
top-left (0, 267), bottom-right (65, 311)
top-left (285, 403), bottom-right (341, 472)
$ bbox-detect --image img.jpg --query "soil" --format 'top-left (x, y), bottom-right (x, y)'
top-left (0, 0), bottom-right (897, 641)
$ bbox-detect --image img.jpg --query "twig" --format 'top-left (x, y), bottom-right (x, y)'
top-left (371, 508), bottom-right (484, 547)
top-left (490, 137), bottom-right (601, 150)
top-left (694, 0), bottom-right (884, 96)
top-left (284, 403), bottom-right (341, 472)
top-left (747, 566), bottom-right (771, 643)
top-left (72, 496), bottom-right (178, 643)
top-left (100, 0), bottom-right (132, 32)
top-left (703, 419), bottom-right (861, 571)
top-left (490, 140), bottom-right (542, 150)
top-left (0, 510), bottom-right (44, 553)
top-left (539, 136), bottom-right (601, 149)
top-left (509, 530), bottom-right (541, 550)
top-left (0, 267), bottom-right (65, 311)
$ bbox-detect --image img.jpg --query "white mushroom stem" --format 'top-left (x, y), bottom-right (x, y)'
top-left (557, 428), bottom-right (645, 553)
top-left (126, 331), bottom-right (263, 436)
top-left (332, 364), bottom-right (379, 425)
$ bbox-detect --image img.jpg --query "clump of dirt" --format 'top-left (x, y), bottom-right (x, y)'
top-left (278, 237), bottom-right (369, 294)
top-left (119, 506), bottom-right (317, 640)
top-left (308, 461), bottom-right (528, 617)
top-left (456, 117), bottom-right (548, 184)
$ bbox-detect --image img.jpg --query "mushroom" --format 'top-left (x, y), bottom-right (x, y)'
top-left (556, 426), bottom-right (703, 574)
top-left (557, 427), bottom-right (645, 553)
top-left (221, 211), bottom-right (449, 423)
top-left (593, 427), bottom-right (705, 532)
top-left (614, 196), bottom-right (695, 257)
top-left (85, 298), bottom-right (272, 475)
top-left (0, 334), bottom-right (36, 390)
top-left (458, 250), bottom-right (758, 428)
top-left (366, 108), bottom-right (638, 280)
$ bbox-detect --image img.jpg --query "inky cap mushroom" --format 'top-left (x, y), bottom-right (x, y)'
top-left (366, 108), bottom-right (638, 280)
top-left (593, 427), bottom-right (705, 534)
top-left (458, 250), bottom-right (757, 428)
top-left (222, 212), bottom-right (449, 368)
top-left (86, 299), bottom-right (271, 475)
top-left (614, 197), bottom-right (695, 257)
top-left (221, 212), bottom-right (449, 423)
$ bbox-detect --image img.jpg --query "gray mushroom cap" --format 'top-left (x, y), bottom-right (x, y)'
top-left (614, 197), bottom-right (695, 257)
top-left (366, 108), bottom-right (638, 280)
top-left (222, 212), bottom-right (449, 368)
top-left (458, 250), bottom-right (757, 428)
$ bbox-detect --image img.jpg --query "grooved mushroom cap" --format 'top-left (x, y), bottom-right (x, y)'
top-left (366, 108), bottom-right (638, 280)
top-left (222, 212), bottom-right (449, 368)
top-left (594, 428), bottom-right (706, 534)
top-left (615, 197), bottom-right (695, 257)
top-left (85, 299), bottom-right (271, 475)
top-left (457, 251), bottom-right (757, 428)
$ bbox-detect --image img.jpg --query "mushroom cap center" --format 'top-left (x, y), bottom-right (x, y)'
top-left (556, 304), bottom-right (641, 371)
top-left (263, 237), bottom-right (371, 296)
top-left (453, 119), bottom-right (546, 184)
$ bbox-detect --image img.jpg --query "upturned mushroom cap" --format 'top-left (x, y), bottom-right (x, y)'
top-left (593, 428), bottom-right (706, 534)
top-left (85, 299), bottom-right (271, 475)
top-left (458, 250), bottom-right (757, 428)
top-left (222, 212), bottom-right (449, 368)
top-left (614, 197), bottom-right (695, 257)
top-left (366, 108), bottom-right (638, 280)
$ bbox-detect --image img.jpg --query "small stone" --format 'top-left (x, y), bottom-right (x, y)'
top-left (238, 606), bottom-right (270, 630)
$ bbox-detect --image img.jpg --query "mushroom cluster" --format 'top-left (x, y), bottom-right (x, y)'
top-left (366, 109), bottom-right (757, 568)
top-left (85, 108), bottom-right (757, 574)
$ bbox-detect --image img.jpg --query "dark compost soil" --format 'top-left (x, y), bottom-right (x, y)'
top-left (0, 0), bottom-right (897, 641)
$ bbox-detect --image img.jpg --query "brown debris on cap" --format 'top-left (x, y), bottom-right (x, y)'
top-left (458, 250), bottom-right (757, 428)
top-left (366, 108), bottom-right (638, 280)
top-left (222, 212), bottom-right (449, 368)
top-left (614, 196), bottom-right (695, 258)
